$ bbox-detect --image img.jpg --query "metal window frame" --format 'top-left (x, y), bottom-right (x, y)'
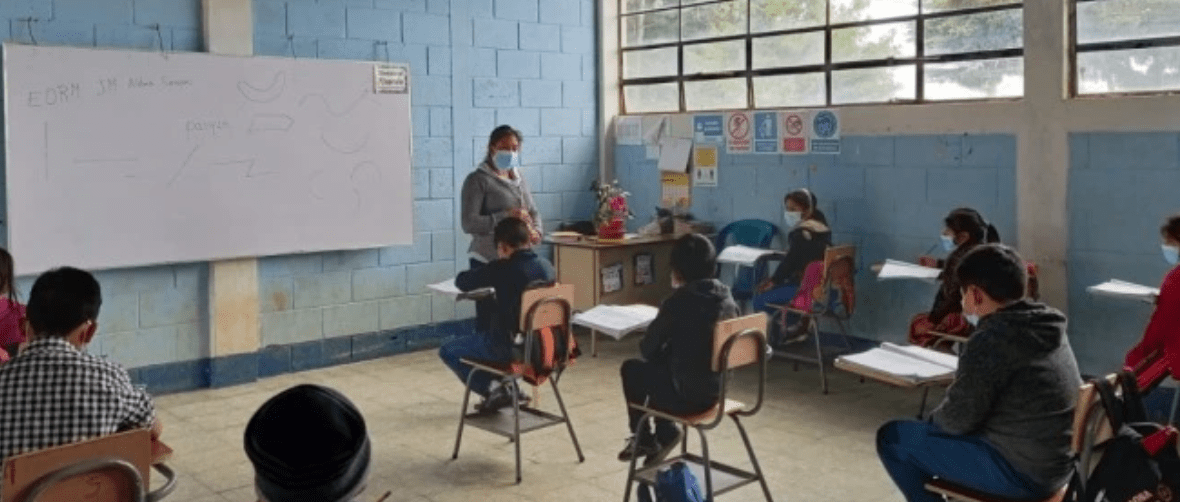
top-left (618, 0), bottom-right (1026, 114)
top-left (1070, 0), bottom-right (1180, 97)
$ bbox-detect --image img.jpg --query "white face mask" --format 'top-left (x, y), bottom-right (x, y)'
top-left (492, 150), bottom-right (520, 170)
top-left (961, 289), bottom-right (980, 326)
top-left (940, 234), bottom-right (956, 252)
top-left (671, 274), bottom-right (684, 289)
top-left (1163, 244), bottom-right (1179, 266)
top-left (783, 211), bottom-right (802, 228)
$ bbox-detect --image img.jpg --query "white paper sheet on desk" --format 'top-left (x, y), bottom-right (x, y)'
top-left (427, 279), bottom-right (492, 299)
top-left (717, 245), bottom-right (777, 266)
top-left (1087, 279), bottom-right (1160, 302)
top-left (573, 305), bottom-right (660, 339)
top-left (838, 342), bottom-right (958, 382)
top-left (877, 259), bottom-right (942, 282)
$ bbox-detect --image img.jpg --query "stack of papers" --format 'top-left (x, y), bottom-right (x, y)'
top-left (572, 304), bottom-right (660, 340)
top-left (427, 279), bottom-right (493, 300)
top-left (877, 259), bottom-right (942, 282)
top-left (1087, 279), bottom-right (1159, 303)
top-left (717, 245), bottom-right (779, 267)
top-left (835, 343), bottom-right (958, 386)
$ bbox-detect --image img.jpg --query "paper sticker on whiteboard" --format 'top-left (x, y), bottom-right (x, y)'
top-left (374, 64), bottom-right (408, 94)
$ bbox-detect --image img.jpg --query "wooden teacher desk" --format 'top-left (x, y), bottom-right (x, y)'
top-left (548, 234), bottom-right (678, 312)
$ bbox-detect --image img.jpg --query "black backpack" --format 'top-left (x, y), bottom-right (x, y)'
top-left (1066, 371), bottom-right (1180, 502)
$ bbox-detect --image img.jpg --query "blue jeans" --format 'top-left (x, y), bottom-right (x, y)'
top-left (876, 420), bottom-right (1049, 502)
top-left (439, 333), bottom-right (512, 397)
top-left (752, 283), bottom-right (799, 314)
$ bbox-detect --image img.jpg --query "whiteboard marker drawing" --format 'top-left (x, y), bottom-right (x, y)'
top-left (298, 89), bottom-right (369, 118)
top-left (236, 71), bottom-right (286, 103)
top-left (168, 145), bottom-right (201, 186)
top-left (321, 132), bottom-right (370, 155)
top-left (248, 114), bottom-right (295, 133)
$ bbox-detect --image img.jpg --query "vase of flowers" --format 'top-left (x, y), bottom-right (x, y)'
top-left (592, 179), bottom-right (632, 240)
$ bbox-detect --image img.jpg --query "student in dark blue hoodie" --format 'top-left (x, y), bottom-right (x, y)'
top-left (877, 244), bottom-right (1081, 502)
top-left (617, 233), bottom-right (739, 465)
top-left (439, 217), bottom-right (555, 413)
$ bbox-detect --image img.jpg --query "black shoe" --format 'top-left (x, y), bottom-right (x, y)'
top-left (644, 428), bottom-right (683, 466)
top-left (617, 435), bottom-right (659, 462)
top-left (475, 385), bottom-right (514, 413)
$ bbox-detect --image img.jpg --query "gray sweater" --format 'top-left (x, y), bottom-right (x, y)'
top-left (932, 300), bottom-right (1082, 492)
top-left (460, 163), bottom-right (541, 262)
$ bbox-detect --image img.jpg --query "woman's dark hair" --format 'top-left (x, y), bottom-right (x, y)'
top-left (670, 233), bottom-right (716, 283)
top-left (1163, 214), bottom-right (1180, 241)
top-left (945, 207), bottom-right (999, 244)
top-left (955, 244), bottom-right (1027, 303)
top-left (784, 188), bottom-right (828, 225)
top-left (485, 125), bottom-right (522, 165)
top-left (0, 248), bottom-right (15, 302)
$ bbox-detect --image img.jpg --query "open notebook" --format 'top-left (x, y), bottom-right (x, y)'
top-left (877, 259), bottom-right (941, 282)
top-left (835, 343), bottom-right (958, 386)
top-left (717, 245), bottom-right (779, 267)
top-left (1087, 279), bottom-right (1159, 303)
top-left (572, 304), bottom-right (660, 340)
top-left (427, 279), bottom-right (493, 300)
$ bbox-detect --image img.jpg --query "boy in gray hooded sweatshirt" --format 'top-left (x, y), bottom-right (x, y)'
top-left (877, 244), bottom-right (1082, 502)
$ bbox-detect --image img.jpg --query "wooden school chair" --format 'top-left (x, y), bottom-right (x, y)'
top-left (1, 428), bottom-right (177, 502)
top-left (622, 313), bottom-right (774, 502)
top-left (771, 245), bottom-right (857, 394)
top-left (451, 283), bottom-right (584, 484)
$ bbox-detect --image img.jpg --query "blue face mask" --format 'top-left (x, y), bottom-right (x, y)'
top-left (1164, 244), bottom-right (1179, 266)
top-left (940, 234), bottom-right (955, 252)
top-left (783, 211), bottom-right (802, 228)
top-left (965, 314), bottom-right (980, 326)
top-left (492, 150), bottom-right (519, 171)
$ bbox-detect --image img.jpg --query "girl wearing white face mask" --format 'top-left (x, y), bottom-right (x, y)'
top-left (460, 125), bottom-right (542, 332)
top-left (1125, 213), bottom-right (1180, 369)
top-left (909, 208), bottom-right (1001, 350)
top-left (752, 190), bottom-right (831, 338)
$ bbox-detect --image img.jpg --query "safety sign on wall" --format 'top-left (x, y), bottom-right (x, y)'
top-left (753, 111), bottom-right (779, 154)
top-left (693, 144), bottom-right (718, 187)
top-left (693, 115), bottom-right (724, 144)
top-left (725, 111), bottom-right (753, 154)
top-left (780, 110), bottom-right (811, 155)
top-left (810, 109), bottom-right (841, 154)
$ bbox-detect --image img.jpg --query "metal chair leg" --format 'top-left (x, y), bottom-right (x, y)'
top-left (550, 378), bottom-right (584, 462)
top-left (681, 423), bottom-right (689, 455)
top-left (917, 387), bottom-right (931, 419)
top-left (698, 427), bottom-right (714, 501)
top-left (813, 318), bottom-right (828, 394)
top-left (452, 369), bottom-right (480, 459)
top-left (512, 379), bottom-right (522, 484)
top-left (732, 415), bottom-right (774, 502)
top-left (623, 412), bottom-right (653, 502)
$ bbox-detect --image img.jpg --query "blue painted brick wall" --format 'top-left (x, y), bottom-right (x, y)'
top-left (0, 0), bottom-right (599, 373)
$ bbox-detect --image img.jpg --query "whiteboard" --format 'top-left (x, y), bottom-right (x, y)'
top-left (3, 44), bottom-right (413, 275)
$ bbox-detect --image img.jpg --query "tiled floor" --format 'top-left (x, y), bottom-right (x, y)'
top-left (151, 334), bottom-right (927, 502)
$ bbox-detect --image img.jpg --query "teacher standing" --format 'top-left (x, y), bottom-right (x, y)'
top-left (461, 125), bottom-right (542, 331)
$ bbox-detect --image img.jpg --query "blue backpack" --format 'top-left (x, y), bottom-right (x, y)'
top-left (638, 461), bottom-right (706, 502)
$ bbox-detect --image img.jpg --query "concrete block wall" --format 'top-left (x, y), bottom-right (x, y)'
top-left (616, 134), bottom-right (1017, 348)
top-left (0, 0), bottom-right (599, 378)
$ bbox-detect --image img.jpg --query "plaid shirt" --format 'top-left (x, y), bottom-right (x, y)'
top-left (0, 337), bottom-right (156, 463)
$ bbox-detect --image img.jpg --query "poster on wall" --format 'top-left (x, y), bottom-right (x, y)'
top-left (780, 110), bottom-right (811, 154)
top-left (725, 111), bottom-right (753, 154)
top-left (810, 109), bottom-right (841, 154)
top-left (602, 263), bottom-right (624, 294)
top-left (753, 111), bottom-right (779, 154)
top-left (693, 114), bottom-right (724, 144)
top-left (661, 172), bottom-right (691, 208)
top-left (616, 116), bottom-right (643, 145)
top-left (634, 253), bottom-right (654, 286)
top-left (693, 144), bottom-right (718, 187)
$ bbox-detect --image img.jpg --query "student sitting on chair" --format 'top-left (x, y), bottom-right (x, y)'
top-left (245, 384), bottom-right (371, 502)
top-left (877, 244), bottom-right (1081, 502)
top-left (752, 189), bottom-right (830, 340)
top-left (1125, 213), bottom-right (1180, 371)
top-left (618, 233), bottom-right (739, 465)
top-left (0, 247), bottom-right (27, 359)
top-left (439, 217), bottom-right (556, 413)
top-left (0, 267), bottom-right (161, 465)
top-left (909, 207), bottom-right (1000, 349)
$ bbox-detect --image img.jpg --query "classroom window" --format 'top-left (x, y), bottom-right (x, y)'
top-left (618, 0), bottom-right (1024, 113)
top-left (1073, 0), bottom-right (1180, 95)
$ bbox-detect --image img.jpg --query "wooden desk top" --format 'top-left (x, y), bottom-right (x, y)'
top-left (547, 234), bottom-right (679, 249)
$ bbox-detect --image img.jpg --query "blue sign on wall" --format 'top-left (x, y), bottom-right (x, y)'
top-left (693, 115), bottom-right (724, 144)
top-left (754, 111), bottom-right (779, 153)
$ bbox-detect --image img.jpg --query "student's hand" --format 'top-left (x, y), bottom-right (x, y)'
top-left (918, 256), bottom-right (938, 268)
top-left (510, 208), bottom-right (532, 222)
top-left (150, 418), bottom-right (164, 441)
top-left (756, 279), bottom-right (774, 294)
top-left (529, 228), bottom-right (542, 245)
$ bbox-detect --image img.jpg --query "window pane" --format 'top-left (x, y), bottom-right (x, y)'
top-left (623, 48), bottom-right (679, 78)
top-left (1077, 46), bottom-right (1180, 94)
top-left (1077, 0), bottom-right (1180, 45)
top-left (832, 65), bottom-right (916, 104)
top-left (624, 83), bottom-right (680, 112)
top-left (832, 22), bottom-right (916, 63)
top-left (622, 10), bottom-right (679, 48)
top-left (922, 0), bottom-right (1019, 13)
top-left (751, 0), bottom-right (825, 33)
top-left (681, 2), bottom-right (747, 41)
top-left (753, 32), bottom-right (825, 69)
top-left (925, 9), bottom-right (1021, 56)
top-left (684, 78), bottom-right (748, 110)
top-left (831, 0), bottom-right (917, 23)
top-left (753, 73), bottom-right (826, 107)
top-left (926, 57), bottom-right (1023, 100)
top-left (622, 0), bottom-right (678, 14)
top-left (684, 40), bottom-right (746, 74)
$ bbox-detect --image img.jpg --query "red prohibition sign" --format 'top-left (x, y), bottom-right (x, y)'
top-left (728, 114), bottom-right (749, 139)
top-left (785, 114), bottom-right (804, 136)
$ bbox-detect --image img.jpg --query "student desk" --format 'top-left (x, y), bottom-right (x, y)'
top-left (548, 234), bottom-right (677, 312)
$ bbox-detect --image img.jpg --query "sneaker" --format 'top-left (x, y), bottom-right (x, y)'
top-left (645, 428), bottom-right (683, 466)
top-left (617, 435), bottom-right (659, 462)
top-left (475, 385), bottom-right (514, 413)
